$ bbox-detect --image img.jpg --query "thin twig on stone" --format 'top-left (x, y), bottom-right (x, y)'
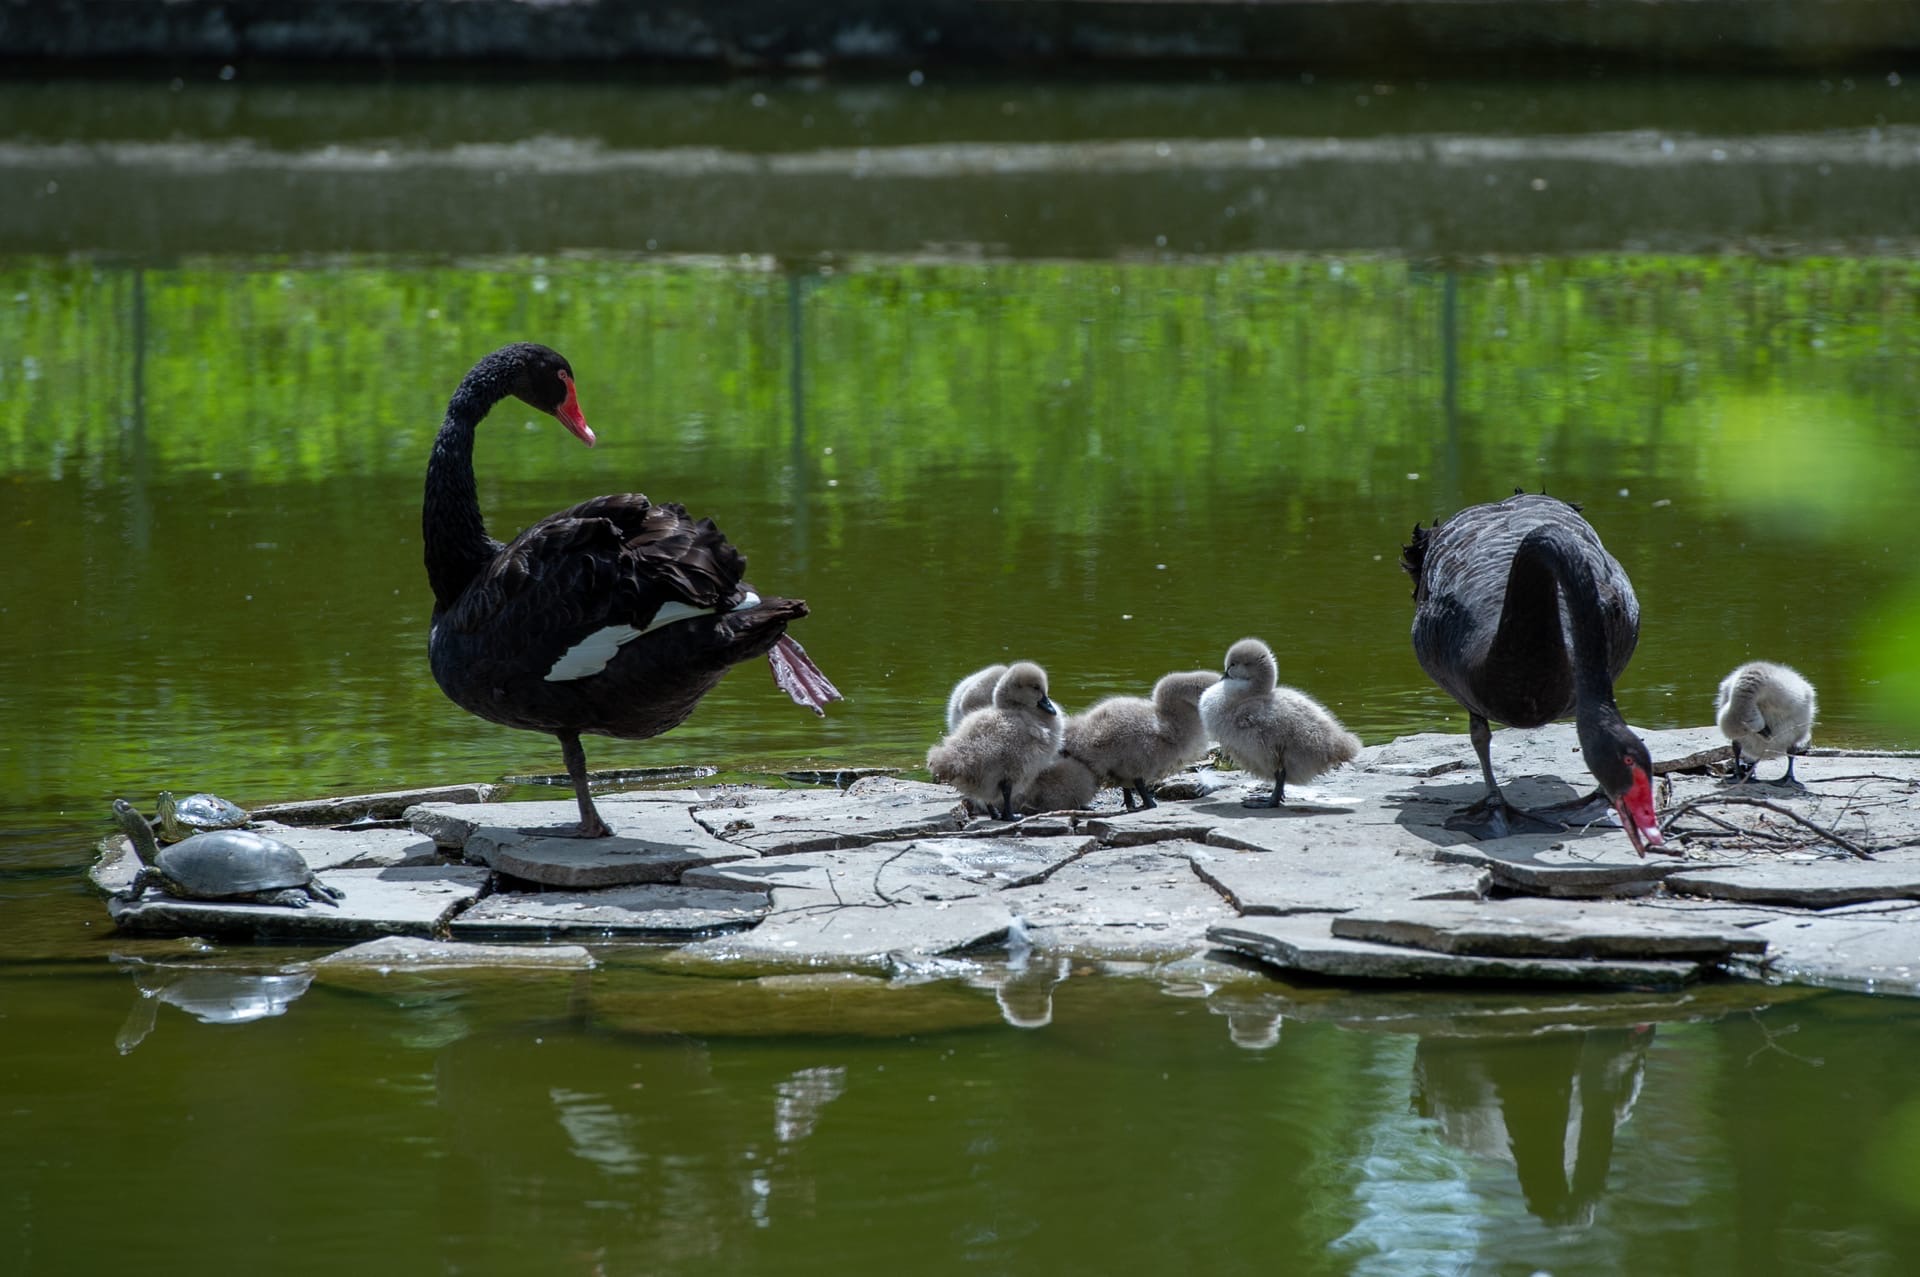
top-left (1660, 795), bottom-right (1874, 860)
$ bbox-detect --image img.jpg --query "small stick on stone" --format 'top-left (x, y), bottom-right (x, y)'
top-left (1659, 796), bottom-right (1874, 860)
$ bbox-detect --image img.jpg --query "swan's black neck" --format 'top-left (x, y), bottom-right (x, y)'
top-left (1505, 523), bottom-right (1623, 728)
top-left (424, 369), bottom-right (515, 611)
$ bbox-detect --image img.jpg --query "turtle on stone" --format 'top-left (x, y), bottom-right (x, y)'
top-left (156, 790), bottom-right (251, 843)
top-left (112, 799), bottom-right (343, 909)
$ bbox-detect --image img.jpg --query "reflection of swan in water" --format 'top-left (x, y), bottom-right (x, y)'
top-left (114, 963), bottom-right (313, 1054)
top-left (1412, 1025), bottom-right (1653, 1227)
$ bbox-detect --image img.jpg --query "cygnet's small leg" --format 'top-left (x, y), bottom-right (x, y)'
top-left (1133, 780), bottom-right (1158, 810)
top-left (1244, 768), bottom-right (1287, 809)
top-left (1120, 787), bottom-right (1139, 813)
top-left (1767, 754), bottom-right (1808, 791)
top-left (998, 779), bottom-right (1016, 822)
top-left (1721, 741), bottom-right (1751, 786)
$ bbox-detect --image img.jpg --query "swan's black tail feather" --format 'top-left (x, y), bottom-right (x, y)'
top-left (1400, 522), bottom-right (1433, 597)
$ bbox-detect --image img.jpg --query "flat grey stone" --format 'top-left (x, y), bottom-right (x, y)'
top-left (1003, 842), bottom-right (1237, 956)
top-left (407, 793), bottom-right (708, 850)
top-left (682, 898), bottom-right (1015, 967)
top-left (691, 776), bottom-right (965, 854)
top-left (1433, 833), bottom-right (1689, 897)
top-left (314, 936), bottom-right (596, 969)
top-left (1668, 851), bottom-right (1920, 907)
top-left (1329, 898), bottom-right (1767, 959)
top-left (456, 805), bottom-right (755, 888)
top-left (451, 886), bottom-right (767, 940)
top-left (242, 822), bottom-right (443, 872)
top-left (106, 865), bottom-right (490, 940)
top-left (1209, 915), bottom-right (1702, 988)
top-left (1746, 911), bottom-right (1920, 995)
top-left (252, 783), bottom-right (501, 825)
top-left (1189, 842), bottom-right (1487, 915)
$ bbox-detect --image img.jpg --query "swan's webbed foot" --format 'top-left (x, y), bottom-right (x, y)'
top-left (519, 817), bottom-right (614, 840)
top-left (1533, 787), bottom-right (1621, 830)
top-left (1445, 791), bottom-right (1563, 841)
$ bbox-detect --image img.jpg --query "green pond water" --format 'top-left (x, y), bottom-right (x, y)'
top-left (5, 73), bottom-right (1920, 1274)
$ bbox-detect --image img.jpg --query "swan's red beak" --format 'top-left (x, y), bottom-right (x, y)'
top-left (553, 373), bottom-right (594, 447)
top-left (1616, 762), bottom-right (1665, 858)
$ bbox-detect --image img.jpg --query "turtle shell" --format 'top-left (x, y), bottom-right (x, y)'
top-left (172, 793), bottom-right (250, 831)
top-left (153, 830), bottom-right (316, 898)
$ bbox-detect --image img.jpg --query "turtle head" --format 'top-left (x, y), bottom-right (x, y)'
top-left (112, 799), bottom-right (161, 861)
top-left (156, 791), bottom-right (182, 842)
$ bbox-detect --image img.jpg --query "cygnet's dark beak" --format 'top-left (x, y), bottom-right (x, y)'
top-left (1038, 695), bottom-right (1058, 716)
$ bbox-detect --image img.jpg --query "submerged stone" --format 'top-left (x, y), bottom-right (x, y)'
top-left (314, 936), bottom-right (596, 969)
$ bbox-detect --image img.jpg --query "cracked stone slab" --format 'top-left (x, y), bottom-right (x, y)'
top-left (691, 776), bottom-right (966, 854)
top-left (1666, 850), bottom-right (1920, 908)
top-left (1003, 842), bottom-right (1236, 956)
top-left (106, 865), bottom-right (490, 940)
top-left (451, 885), bottom-right (768, 941)
top-left (1745, 911), bottom-right (1920, 996)
top-left (314, 936), bottom-right (596, 969)
top-left (252, 783), bottom-right (502, 825)
top-left (683, 835), bottom-right (1095, 907)
top-left (454, 805), bottom-right (756, 889)
top-left (680, 898), bottom-right (1016, 967)
top-left (1083, 807), bottom-right (1220, 848)
top-left (1209, 915), bottom-right (1702, 988)
top-left (1189, 841), bottom-right (1487, 915)
top-left (1328, 898), bottom-right (1768, 960)
top-left (1433, 832), bottom-right (1689, 897)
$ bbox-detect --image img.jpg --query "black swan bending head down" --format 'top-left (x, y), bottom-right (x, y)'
top-left (424, 343), bottom-right (840, 838)
top-left (1402, 492), bottom-right (1663, 856)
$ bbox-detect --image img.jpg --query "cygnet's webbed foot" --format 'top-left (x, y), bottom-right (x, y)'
top-left (1133, 781), bottom-right (1158, 811)
top-left (1120, 788), bottom-right (1140, 813)
top-left (1444, 791), bottom-right (1564, 841)
top-left (996, 781), bottom-right (1017, 822)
